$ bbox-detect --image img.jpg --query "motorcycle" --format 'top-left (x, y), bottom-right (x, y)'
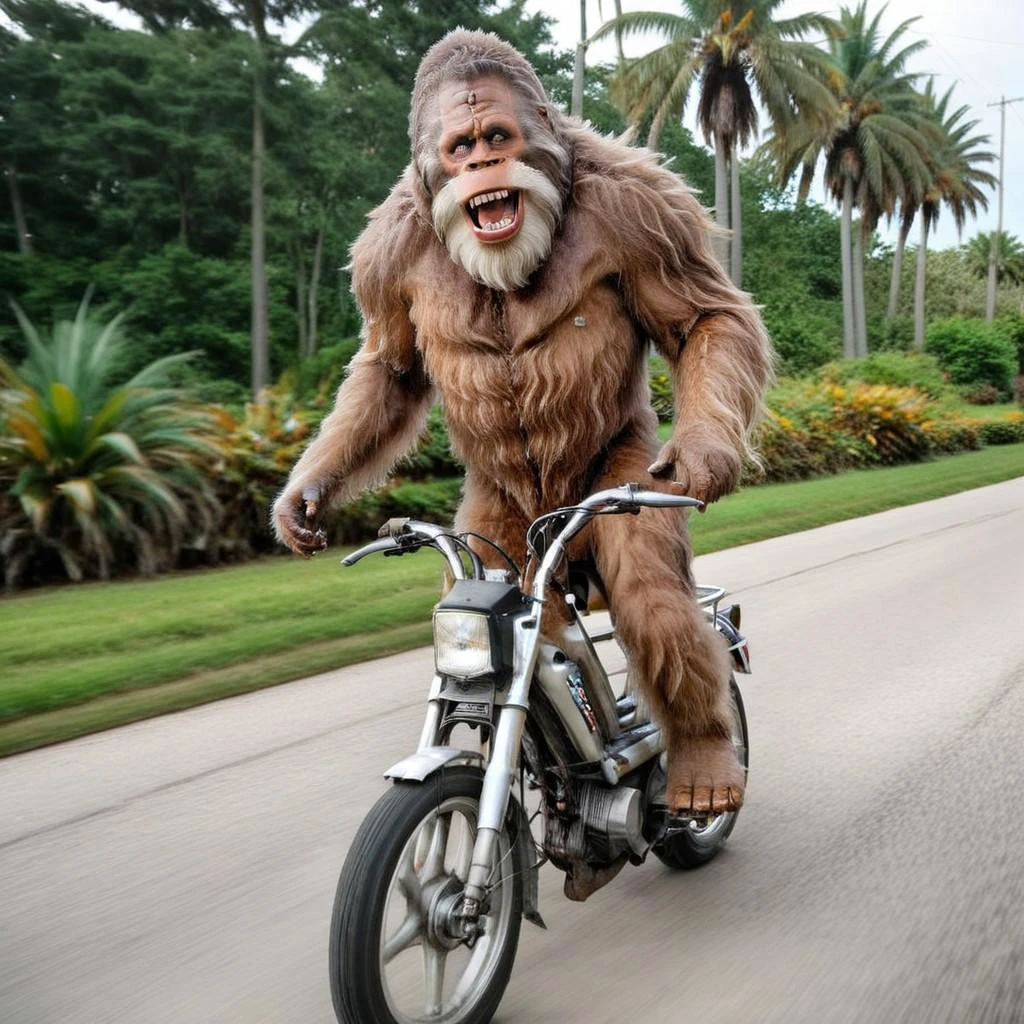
top-left (328, 483), bottom-right (752, 1024)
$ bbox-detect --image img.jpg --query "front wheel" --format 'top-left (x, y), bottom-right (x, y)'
top-left (652, 677), bottom-right (749, 869)
top-left (329, 768), bottom-right (523, 1024)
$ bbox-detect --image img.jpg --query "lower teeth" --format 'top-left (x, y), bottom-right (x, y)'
top-left (483, 218), bottom-right (512, 232)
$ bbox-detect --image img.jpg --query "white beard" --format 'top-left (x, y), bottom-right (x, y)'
top-left (432, 161), bottom-right (562, 292)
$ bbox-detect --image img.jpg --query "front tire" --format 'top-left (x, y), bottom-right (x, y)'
top-left (652, 678), bottom-right (749, 869)
top-left (329, 768), bottom-right (523, 1024)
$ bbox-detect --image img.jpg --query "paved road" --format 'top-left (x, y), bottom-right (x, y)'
top-left (2, 477), bottom-right (1023, 1024)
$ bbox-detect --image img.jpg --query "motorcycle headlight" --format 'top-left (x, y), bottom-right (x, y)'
top-left (433, 611), bottom-right (497, 679)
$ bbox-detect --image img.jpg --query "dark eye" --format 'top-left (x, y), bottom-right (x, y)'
top-left (489, 130), bottom-right (508, 144)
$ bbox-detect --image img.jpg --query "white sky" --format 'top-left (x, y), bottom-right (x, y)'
top-left (527, 0), bottom-right (1024, 251)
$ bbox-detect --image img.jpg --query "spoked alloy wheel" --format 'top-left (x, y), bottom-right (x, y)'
top-left (329, 768), bottom-right (523, 1024)
top-left (653, 677), bottom-right (749, 869)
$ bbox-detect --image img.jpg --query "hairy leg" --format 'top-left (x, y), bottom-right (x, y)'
top-left (590, 432), bottom-right (743, 814)
top-left (454, 471), bottom-right (532, 575)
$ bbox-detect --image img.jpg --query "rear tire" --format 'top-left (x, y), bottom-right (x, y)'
top-left (652, 678), bottom-right (749, 869)
top-left (329, 768), bottom-right (523, 1024)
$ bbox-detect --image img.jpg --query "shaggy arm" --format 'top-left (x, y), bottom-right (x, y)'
top-left (273, 181), bottom-right (434, 554)
top-left (272, 346), bottom-right (432, 554)
top-left (646, 306), bottom-right (771, 505)
top-left (614, 165), bottom-right (773, 504)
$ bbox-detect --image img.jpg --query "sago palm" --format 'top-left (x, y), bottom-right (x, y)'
top-left (764, 1), bottom-right (933, 357)
top-left (0, 297), bottom-right (221, 586)
top-left (592, 0), bottom-right (839, 283)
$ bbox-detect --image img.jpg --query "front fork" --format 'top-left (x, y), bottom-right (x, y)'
top-left (450, 613), bottom-right (541, 919)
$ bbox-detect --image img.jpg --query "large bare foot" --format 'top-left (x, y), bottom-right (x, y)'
top-left (666, 735), bottom-right (745, 814)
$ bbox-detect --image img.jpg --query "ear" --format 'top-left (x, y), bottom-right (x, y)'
top-left (537, 105), bottom-right (552, 129)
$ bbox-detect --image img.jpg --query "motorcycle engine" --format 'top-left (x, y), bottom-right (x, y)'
top-left (544, 781), bottom-right (648, 864)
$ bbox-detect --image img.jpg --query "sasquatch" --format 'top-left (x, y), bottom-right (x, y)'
top-left (273, 30), bottom-right (773, 815)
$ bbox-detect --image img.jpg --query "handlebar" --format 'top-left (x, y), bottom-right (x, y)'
top-left (340, 484), bottom-right (702, 586)
top-left (340, 537), bottom-right (401, 566)
top-left (582, 484), bottom-right (704, 512)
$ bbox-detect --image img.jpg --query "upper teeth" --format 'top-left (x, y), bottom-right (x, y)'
top-left (469, 189), bottom-right (510, 209)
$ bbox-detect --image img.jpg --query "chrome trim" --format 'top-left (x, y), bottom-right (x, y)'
top-left (601, 725), bottom-right (665, 782)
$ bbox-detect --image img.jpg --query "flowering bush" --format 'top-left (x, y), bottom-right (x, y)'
top-left (746, 378), bottom-right (989, 484)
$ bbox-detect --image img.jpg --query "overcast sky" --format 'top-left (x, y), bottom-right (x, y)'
top-left (526, 0), bottom-right (1024, 251)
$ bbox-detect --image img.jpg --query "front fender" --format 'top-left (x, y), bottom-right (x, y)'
top-left (384, 746), bottom-right (484, 781)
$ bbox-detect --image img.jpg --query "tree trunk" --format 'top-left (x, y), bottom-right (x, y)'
top-left (914, 215), bottom-right (928, 350)
top-left (840, 177), bottom-right (855, 358)
top-left (730, 147), bottom-right (742, 286)
top-left (613, 0), bottom-right (624, 65)
top-left (853, 222), bottom-right (868, 357)
top-left (5, 164), bottom-right (33, 256)
top-left (308, 220), bottom-right (325, 357)
top-left (250, 56), bottom-right (270, 399)
top-left (646, 106), bottom-right (668, 150)
top-left (293, 241), bottom-right (308, 358)
top-left (797, 159), bottom-right (815, 205)
top-left (713, 139), bottom-right (730, 271)
top-left (887, 213), bottom-right (912, 320)
top-left (571, 0), bottom-right (587, 119)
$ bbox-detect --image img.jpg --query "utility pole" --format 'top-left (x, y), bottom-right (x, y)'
top-left (985, 96), bottom-right (1024, 321)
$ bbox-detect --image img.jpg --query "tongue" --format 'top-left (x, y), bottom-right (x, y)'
top-left (477, 195), bottom-right (516, 227)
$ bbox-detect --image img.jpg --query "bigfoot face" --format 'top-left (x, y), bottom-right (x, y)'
top-left (430, 77), bottom-right (563, 291)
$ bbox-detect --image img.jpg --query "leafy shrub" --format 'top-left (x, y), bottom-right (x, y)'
top-left (925, 318), bottom-right (1016, 395)
top-left (978, 417), bottom-right (1024, 445)
top-left (959, 382), bottom-right (1003, 405)
top-left (208, 390), bottom-right (314, 560)
top-left (747, 378), bottom-right (986, 484)
top-left (817, 352), bottom-right (951, 398)
top-left (0, 299), bottom-right (221, 587)
top-left (996, 313), bottom-right (1024, 374)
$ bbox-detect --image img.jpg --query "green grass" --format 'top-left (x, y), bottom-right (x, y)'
top-left (2, 442), bottom-right (1022, 757)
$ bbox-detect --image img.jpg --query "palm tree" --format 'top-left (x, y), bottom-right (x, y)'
top-left (965, 231), bottom-right (1024, 292)
top-left (902, 82), bottom-right (996, 347)
top-left (592, 0), bottom-right (839, 284)
top-left (764, 2), bottom-right (933, 357)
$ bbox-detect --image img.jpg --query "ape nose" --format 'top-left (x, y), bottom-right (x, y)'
top-left (467, 155), bottom-right (504, 172)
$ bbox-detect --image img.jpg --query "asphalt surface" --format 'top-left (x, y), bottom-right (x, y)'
top-left (2, 476), bottom-right (1023, 1024)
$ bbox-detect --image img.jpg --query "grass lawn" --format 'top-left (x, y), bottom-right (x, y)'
top-left (2, 442), bottom-right (1022, 756)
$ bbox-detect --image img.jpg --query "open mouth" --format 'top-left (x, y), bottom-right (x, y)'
top-left (464, 188), bottom-right (523, 243)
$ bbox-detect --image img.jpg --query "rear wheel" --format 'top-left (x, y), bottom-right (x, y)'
top-left (329, 768), bottom-right (523, 1024)
top-left (652, 678), bottom-right (749, 869)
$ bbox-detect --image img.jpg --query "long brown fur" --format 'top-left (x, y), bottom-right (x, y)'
top-left (273, 30), bottom-right (773, 813)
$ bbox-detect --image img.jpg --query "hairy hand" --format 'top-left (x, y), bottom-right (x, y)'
top-left (647, 428), bottom-right (741, 506)
top-left (272, 483), bottom-right (328, 556)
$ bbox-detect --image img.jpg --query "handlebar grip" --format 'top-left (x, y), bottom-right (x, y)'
top-left (622, 488), bottom-right (704, 510)
top-left (340, 537), bottom-right (401, 566)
